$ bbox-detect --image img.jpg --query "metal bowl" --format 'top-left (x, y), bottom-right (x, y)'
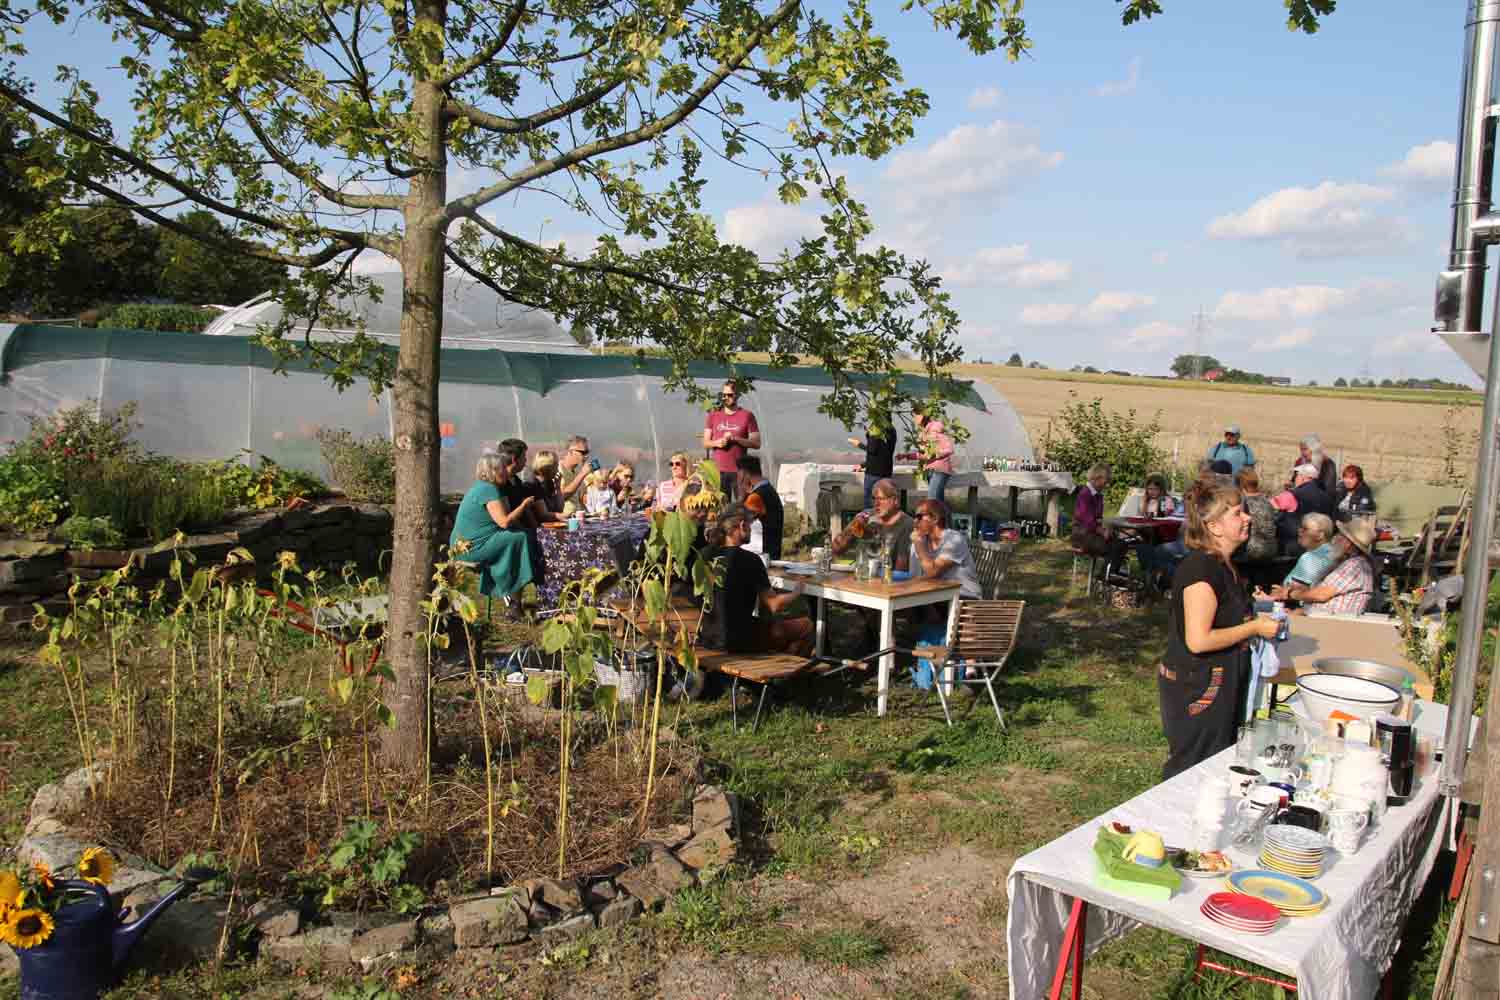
top-left (1310, 657), bottom-right (1418, 693)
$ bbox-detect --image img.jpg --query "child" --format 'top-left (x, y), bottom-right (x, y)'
top-left (583, 469), bottom-right (618, 515)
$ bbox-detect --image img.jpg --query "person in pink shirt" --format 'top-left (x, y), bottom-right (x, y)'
top-left (904, 413), bottom-right (955, 501)
top-left (654, 451), bottom-right (692, 510)
top-left (702, 380), bottom-right (760, 499)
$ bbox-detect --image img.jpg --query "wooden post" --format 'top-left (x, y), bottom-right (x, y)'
top-left (1454, 630), bottom-right (1500, 999)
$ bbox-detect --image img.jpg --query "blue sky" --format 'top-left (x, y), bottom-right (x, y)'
top-left (14, 0), bottom-right (1478, 384)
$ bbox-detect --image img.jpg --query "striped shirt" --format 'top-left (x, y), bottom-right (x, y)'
top-left (1304, 555), bottom-right (1374, 616)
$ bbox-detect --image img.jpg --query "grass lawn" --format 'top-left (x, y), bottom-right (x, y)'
top-left (0, 540), bottom-right (1455, 999)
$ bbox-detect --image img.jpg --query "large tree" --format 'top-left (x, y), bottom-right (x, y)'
top-left (0, 0), bottom-right (1335, 772)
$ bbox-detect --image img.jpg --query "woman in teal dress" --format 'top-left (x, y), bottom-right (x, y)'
top-left (450, 449), bottom-right (536, 598)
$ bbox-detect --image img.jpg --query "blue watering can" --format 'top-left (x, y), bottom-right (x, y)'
top-left (15, 867), bottom-right (217, 1000)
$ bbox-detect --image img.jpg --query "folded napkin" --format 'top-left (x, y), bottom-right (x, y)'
top-left (1244, 637), bottom-right (1282, 718)
top-left (1092, 828), bottom-right (1181, 894)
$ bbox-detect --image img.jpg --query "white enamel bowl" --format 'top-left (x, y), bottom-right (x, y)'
top-left (1296, 673), bottom-right (1401, 724)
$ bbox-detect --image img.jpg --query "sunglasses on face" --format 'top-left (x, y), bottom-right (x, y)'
top-left (670, 461), bottom-right (685, 467)
top-left (571, 447), bottom-right (589, 456)
top-left (916, 512), bottom-right (938, 521)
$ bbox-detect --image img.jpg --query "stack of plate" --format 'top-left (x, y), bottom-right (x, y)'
top-left (1259, 825), bottom-right (1328, 879)
top-left (1227, 869), bottom-right (1329, 917)
top-left (1200, 891), bottom-right (1279, 934)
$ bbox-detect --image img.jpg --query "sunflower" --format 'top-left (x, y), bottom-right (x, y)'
top-left (0, 870), bottom-right (20, 913)
top-left (0, 907), bottom-right (55, 949)
top-left (77, 848), bottom-right (115, 886)
top-left (30, 862), bottom-right (54, 895)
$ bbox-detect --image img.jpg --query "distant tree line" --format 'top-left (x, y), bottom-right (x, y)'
top-left (1332, 376), bottom-right (1472, 391)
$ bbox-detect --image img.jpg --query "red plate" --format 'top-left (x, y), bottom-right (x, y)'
top-left (1200, 901), bottom-right (1277, 930)
top-left (1204, 891), bottom-right (1281, 923)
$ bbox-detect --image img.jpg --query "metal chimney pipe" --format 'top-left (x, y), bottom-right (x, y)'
top-left (1439, 0), bottom-right (1500, 333)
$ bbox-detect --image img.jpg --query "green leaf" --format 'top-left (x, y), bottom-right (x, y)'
top-left (541, 619), bottom-right (571, 654)
top-left (643, 578), bottom-right (667, 619)
top-left (334, 676), bottom-right (355, 702)
top-left (526, 674), bottom-right (550, 706)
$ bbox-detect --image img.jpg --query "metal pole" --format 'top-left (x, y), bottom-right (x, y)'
top-left (1441, 0), bottom-right (1500, 334)
top-left (1441, 282), bottom-right (1500, 799)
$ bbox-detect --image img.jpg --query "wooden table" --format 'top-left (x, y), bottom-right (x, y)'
top-left (1105, 515), bottom-right (1183, 545)
top-left (766, 566), bottom-right (962, 716)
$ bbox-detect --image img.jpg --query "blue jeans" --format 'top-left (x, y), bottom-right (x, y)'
top-left (927, 470), bottom-right (950, 502)
top-left (863, 473), bottom-right (881, 510)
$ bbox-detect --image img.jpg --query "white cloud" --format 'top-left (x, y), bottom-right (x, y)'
top-left (352, 249), bottom-right (401, 274)
top-left (1019, 303), bottom-right (1079, 326)
top-left (1124, 321), bottom-right (1185, 345)
top-left (942, 244), bottom-right (1072, 288)
top-left (1213, 280), bottom-right (1399, 322)
top-left (722, 199), bottom-right (823, 254)
top-left (1206, 181), bottom-right (1402, 257)
top-left (1372, 330), bottom-right (1448, 356)
top-left (884, 120), bottom-right (1064, 209)
top-left (1251, 327), bottom-right (1316, 351)
top-left (967, 86), bottom-right (1002, 110)
top-left (1081, 291), bottom-right (1155, 322)
top-left (1019, 291), bottom-right (1155, 326)
top-left (1382, 140), bottom-right (1455, 186)
top-left (1094, 57), bottom-right (1142, 98)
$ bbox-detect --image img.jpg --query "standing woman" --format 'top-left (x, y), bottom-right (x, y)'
top-left (1158, 481), bottom-right (1280, 780)
top-left (906, 412), bottom-right (956, 502)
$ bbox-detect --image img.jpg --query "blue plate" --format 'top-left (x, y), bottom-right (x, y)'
top-left (1228, 868), bottom-right (1327, 910)
top-left (891, 570), bottom-right (912, 582)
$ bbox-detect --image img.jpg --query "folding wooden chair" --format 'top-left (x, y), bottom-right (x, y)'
top-left (911, 599), bottom-right (1025, 727)
top-left (974, 541), bottom-right (1017, 599)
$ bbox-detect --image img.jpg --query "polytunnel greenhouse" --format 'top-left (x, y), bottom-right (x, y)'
top-left (0, 323), bottom-right (1034, 494)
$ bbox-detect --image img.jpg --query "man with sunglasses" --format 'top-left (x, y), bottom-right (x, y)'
top-left (556, 435), bottom-right (597, 507)
top-left (703, 380), bottom-right (760, 500)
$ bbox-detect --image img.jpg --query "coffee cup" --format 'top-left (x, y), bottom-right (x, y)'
top-left (1228, 766), bottom-right (1263, 799)
top-left (1277, 805), bottom-right (1323, 832)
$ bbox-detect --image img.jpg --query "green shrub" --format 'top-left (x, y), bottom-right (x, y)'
top-left (204, 452), bottom-right (325, 509)
top-left (54, 515), bottom-right (125, 549)
top-left (0, 400), bottom-right (141, 533)
top-left (0, 452), bottom-right (65, 532)
top-left (1042, 393), bottom-right (1166, 509)
top-left (316, 429), bottom-right (395, 503)
top-left (69, 457), bottom-right (230, 541)
top-left (102, 303), bottom-right (219, 333)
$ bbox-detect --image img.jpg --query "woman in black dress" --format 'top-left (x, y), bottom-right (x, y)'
top-left (1158, 481), bottom-right (1281, 780)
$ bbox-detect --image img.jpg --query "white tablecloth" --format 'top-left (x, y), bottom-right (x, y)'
top-left (1005, 704), bottom-right (1458, 1000)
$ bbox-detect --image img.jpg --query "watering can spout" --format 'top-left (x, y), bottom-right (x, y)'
top-left (110, 867), bottom-right (217, 970)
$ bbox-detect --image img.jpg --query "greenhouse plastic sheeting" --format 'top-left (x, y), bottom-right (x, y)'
top-left (0, 324), bottom-right (1032, 494)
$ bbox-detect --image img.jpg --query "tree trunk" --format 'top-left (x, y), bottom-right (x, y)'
top-left (381, 72), bottom-right (448, 774)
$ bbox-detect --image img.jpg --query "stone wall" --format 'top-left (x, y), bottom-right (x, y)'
top-left (0, 499), bottom-right (446, 630)
top-left (6, 764), bottom-right (738, 980)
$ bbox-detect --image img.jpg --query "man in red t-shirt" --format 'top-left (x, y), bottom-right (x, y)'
top-left (702, 380), bottom-right (760, 499)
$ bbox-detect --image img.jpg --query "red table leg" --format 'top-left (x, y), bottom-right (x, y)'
top-left (1047, 897), bottom-right (1087, 1000)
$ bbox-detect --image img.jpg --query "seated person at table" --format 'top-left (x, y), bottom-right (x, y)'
top-left (654, 451), bottom-right (692, 510)
top-left (830, 478), bottom-right (912, 571)
top-left (699, 506), bottom-right (814, 655)
top-left (1071, 465), bottom-right (1128, 573)
top-left (583, 469), bottom-right (618, 515)
top-left (609, 462), bottom-right (640, 510)
top-left (530, 451), bottom-right (567, 521)
top-left (737, 455), bottom-right (783, 560)
top-left (1281, 513), bottom-right (1335, 589)
top-left (1140, 474), bottom-right (1178, 518)
top-left (1334, 464), bottom-right (1376, 522)
top-left (557, 435), bottom-right (598, 507)
top-left (1273, 463), bottom-right (1334, 555)
top-left (449, 449), bottom-right (536, 598)
top-left (910, 500), bottom-right (982, 599)
top-left (1265, 518), bottom-right (1377, 615)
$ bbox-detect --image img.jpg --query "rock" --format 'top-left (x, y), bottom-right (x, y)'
top-left (271, 924), bottom-right (355, 968)
top-left (16, 832), bottom-right (90, 872)
top-left (22, 816), bottom-right (67, 839)
top-left (615, 849), bottom-right (695, 910)
top-left (248, 899), bottom-right (302, 940)
top-left (692, 785), bottom-right (737, 835)
top-left (65, 548), bottom-right (131, 570)
top-left (583, 879), bottom-right (617, 908)
top-left (641, 824), bottom-right (693, 850)
top-left (269, 696), bottom-right (307, 715)
top-left (0, 941), bottom-right (17, 978)
top-left (676, 826), bottom-right (736, 872)
top-left (597, 895), bottom-right (642, 930)
top-left (523, 877), bottom-right (582, 914)
top-left (419, 910), bottom-right (455, 952)
top-left (527, 897), bottom-right (560, 928)
top-left (0, 539), bottom-right (64, 560)
top-left (449, 894), bottom-right (529, 948)
top-left (128, 897), bottom-right (233, 966)
top-left (27, 763), bottom-right (109, 826)
top-left (350, 918), bottom-right (418, 974)
top-left (533, 912), bottom-right (595, 949)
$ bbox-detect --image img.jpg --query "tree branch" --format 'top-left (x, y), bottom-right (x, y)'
top-left (443, 75), bottom-right (624, 135)
top-left (435, 0), bottom-right (526, 86)
top-left (231, 96), bottom-right (404, 210)
top-left (74, 177), bottom-right (363, 267)
top-left (444, 0), bottom-right (800, 221)
top-left (443, 244), bottom-right (554, 312)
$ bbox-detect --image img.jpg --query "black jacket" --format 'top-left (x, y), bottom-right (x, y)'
top-left (1334, 482), bottom-right (1376, 521)
top-left (863, 431), bottom-right (896, 479)
top-left (1276, 481), bottom-right (1334, 548)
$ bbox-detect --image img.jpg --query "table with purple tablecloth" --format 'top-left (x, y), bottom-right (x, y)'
top-left (535, 514), bottom-right (652, 609)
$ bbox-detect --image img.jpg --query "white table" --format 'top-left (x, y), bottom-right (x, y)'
top-left (767, 565), bottom-right (961, 716)
top-left (1006, 702), bottom-right (1461, 1000)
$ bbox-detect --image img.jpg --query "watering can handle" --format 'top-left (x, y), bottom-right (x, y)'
top-left (60, 879), bottom-right (112, 908)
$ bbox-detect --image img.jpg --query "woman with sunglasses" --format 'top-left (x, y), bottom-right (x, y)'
top-left (654, 451), bottom-right (693, 510)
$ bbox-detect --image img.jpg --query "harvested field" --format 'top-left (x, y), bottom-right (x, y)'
top-left (966, 365), bottom-right (1483, 487)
